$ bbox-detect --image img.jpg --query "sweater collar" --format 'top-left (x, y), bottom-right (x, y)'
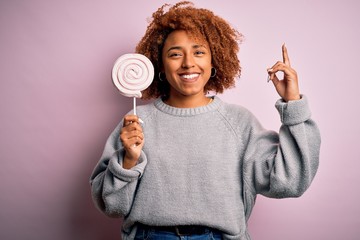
top-left (154, 96), bottom-right (221, 116)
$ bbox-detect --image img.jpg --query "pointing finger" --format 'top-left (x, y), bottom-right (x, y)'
top-left (282, 43), bottom-right (291, 67)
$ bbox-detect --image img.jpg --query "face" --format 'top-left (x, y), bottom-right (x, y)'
top-left (161, 30), bottom-right (212, 99)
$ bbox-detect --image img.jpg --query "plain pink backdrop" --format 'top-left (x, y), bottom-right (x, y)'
top-left (1, 0), bottom-right (359, 239)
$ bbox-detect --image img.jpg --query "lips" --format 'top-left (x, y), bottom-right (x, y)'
top-left (179, 73), bottom-right (200, 82)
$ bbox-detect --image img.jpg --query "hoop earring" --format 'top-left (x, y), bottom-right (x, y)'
top-left (210, 67), bottom-right (217, 78)
top-left (158, 72), bottom-right (165, 82)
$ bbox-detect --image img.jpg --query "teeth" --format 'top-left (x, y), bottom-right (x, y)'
top-left (181, 74), bottom-right (199, 79)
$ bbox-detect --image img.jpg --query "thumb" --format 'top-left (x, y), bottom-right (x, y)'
top-left (268, 71), bottom-right (285, 98)
top-left (267, 69), bottom-right (280, 86)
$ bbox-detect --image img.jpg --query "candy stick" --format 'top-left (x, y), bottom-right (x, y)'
top-left (133, 97), bottom-right (137, 115)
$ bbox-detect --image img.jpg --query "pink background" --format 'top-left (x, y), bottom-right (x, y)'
top-left (1, 0), bottom-right (359, 239)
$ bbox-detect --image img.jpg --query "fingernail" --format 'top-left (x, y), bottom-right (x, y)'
top-left (267, 68), bottom-right (273, 72)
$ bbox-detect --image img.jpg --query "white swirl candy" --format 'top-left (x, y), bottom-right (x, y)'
top-left (112, 53), bottom-right (154, 98)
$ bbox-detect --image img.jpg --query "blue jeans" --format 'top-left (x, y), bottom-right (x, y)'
top-left (134, 227), bottom-right (222, 240)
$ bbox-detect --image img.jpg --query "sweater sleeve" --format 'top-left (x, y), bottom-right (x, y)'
top-left (243, 95), bottom-right (321, 199)
top-left (89, 122), bottom-right (148, 217)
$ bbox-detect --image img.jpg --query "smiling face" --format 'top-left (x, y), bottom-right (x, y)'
top-left (161, 30), bottom-right (212, 105)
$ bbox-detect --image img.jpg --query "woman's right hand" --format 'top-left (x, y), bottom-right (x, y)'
top-left (120, 115), bottom-right (144, 169)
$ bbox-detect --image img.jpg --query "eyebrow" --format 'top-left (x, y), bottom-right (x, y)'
top-left (166, 44), bottom-right (207, 53)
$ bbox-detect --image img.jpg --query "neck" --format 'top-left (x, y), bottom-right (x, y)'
top-left (165, 94), bottom-right (211, 108)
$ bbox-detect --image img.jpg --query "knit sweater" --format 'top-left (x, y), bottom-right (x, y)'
top-left (90, 95), bottom-right (321, 240)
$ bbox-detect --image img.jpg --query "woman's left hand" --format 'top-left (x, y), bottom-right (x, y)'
top-left (267, 44), bottom-right (300, 102)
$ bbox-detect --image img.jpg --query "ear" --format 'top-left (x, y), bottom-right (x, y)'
top-left (159, 64), bottom-right (166, 73)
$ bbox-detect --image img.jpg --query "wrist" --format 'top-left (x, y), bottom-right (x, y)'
top-left (123, 154), bottom-right (139, 169)
top-left (284, 94), bottom-right (301, 102)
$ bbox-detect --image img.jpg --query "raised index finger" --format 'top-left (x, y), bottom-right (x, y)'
top-left (282, 43), bottom-right (291, 67)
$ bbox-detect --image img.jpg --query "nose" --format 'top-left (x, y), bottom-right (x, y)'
top-left (182, 54), bottom-right (195, 69)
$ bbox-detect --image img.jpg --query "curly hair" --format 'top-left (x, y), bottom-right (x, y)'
top-left (135, 1), bottom-right (243, 99)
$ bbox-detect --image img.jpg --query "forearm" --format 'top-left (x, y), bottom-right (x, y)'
top-left (90, 150), bottom-right (147, 216)
top-left (89, 123), bottom-right (148, 216)
top-left (244, 95), bottom-right (321, 198)
top-left (267, 118), bottom-right (321, 198)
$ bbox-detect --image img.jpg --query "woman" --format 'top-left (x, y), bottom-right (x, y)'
top-left (90, 2), bottom-right (321, 240)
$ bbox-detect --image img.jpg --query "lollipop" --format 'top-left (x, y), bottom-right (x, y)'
top-left (112, 53), bottom-right (154, 115)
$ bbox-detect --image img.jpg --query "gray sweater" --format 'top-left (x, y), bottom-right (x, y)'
top-left (90, 95), bottom-right (321, 240)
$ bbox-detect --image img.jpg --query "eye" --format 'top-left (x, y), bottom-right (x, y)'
top-left (195, 50), bottom-right (206, 56)
top-left (168, 52), bottom-right (182, 58)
